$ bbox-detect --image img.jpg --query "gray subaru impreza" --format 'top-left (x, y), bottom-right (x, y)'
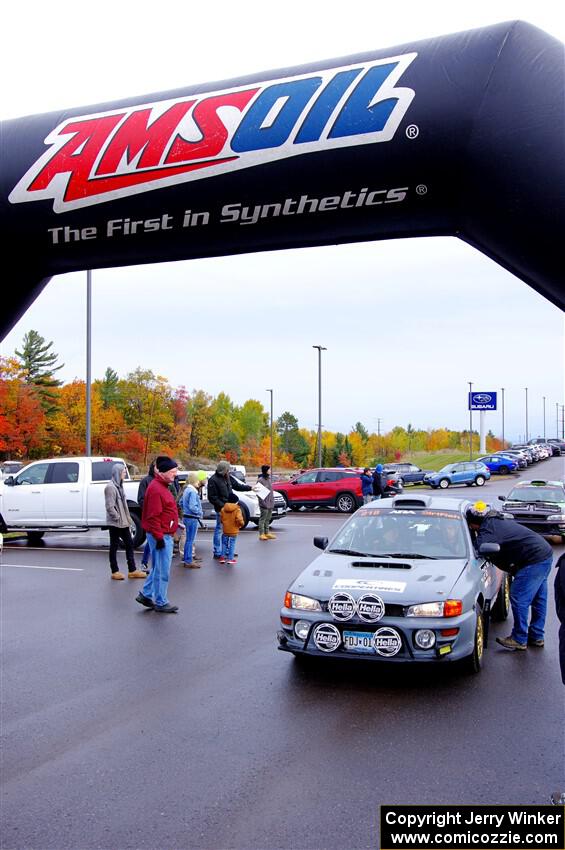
top-left (277, 494), bottom-right (510, 673)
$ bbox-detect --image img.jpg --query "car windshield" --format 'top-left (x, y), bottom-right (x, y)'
top-left (506, 486), bottom-right (564, 503)
top-left (327, 508), bottom-right (469, 559)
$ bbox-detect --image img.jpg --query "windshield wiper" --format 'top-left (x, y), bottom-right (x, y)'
top-left (372, 552), bottom-right (438, 559)
top-left (327, 548), bottom-right (370, 556)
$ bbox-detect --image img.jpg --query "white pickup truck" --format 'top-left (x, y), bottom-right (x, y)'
top-left (0, 456), bottom-right (144, 545)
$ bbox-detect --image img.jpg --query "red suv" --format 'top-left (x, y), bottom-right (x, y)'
top-left (273, 468), bottom-right (402, 513)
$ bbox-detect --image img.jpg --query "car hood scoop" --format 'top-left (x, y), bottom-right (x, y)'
top-left (351, 560), bottom-right (412, 570)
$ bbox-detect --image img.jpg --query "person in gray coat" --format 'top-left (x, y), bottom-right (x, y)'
top-left (257, 465), bottom-right (276, 540)
top-left (104, 463), bottom-right (146, 581)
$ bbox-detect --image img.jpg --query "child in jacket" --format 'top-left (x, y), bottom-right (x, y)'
top-left (219, 493), bottom-right (244, 564)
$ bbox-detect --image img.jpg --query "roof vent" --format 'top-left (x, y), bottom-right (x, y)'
top-left (391, 496), bottom-right (432, 509)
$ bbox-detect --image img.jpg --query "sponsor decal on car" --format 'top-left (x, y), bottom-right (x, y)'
top-left (333, 578), bottom-right (406, 593)
top-left (312, 623), bottom-right (341, 652)
top-left (372, 627), bottom-right (403, 656)
top-left (328, 592), bottom-right (357, 621)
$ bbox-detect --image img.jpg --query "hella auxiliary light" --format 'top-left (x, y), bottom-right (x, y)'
top-left (406, 600), bottom-right (463, 618)
top-left (294, 620), bottom-right (311, 640)
top-left (284, 591), bottom-right (322, 612)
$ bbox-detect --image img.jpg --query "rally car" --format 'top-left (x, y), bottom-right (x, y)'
top-left (277, 494), bottom-right (510, 673)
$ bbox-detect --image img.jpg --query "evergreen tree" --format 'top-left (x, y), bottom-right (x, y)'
top-left (16, 330), bottom-right (64, 414)
top-left (99, 367), bottom-right (120, 409)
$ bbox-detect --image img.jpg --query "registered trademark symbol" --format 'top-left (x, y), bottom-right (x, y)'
top-left (406, 124), bottom-right (419, 139)
top-left (416, 184), bottom-right (428, 195)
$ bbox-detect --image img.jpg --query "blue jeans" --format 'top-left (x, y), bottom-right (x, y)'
top-left (141, 540), bottom-right (151, 567)
top-left (221, 534), bottom-right (236, 560)
top-left (183, 518), bottom-right (199, 564)
top-left (510, 556), bottom-right (553, 644)
top-left (141, 533), bottom-right (174, 607)
top-left (213, 512), bottom-right (223, 556)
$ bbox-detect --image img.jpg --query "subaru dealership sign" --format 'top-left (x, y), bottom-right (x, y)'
top-left (469, 392), bottom-right (497, 411)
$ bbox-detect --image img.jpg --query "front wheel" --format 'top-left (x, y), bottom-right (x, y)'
top-left (438, 478), bottom-right (450, 489)
top-left (335, 492), bottom-right (356, 513)
top-left (240, 503), bottom-right (250, 529)
top-left (475, 475), bottom-right (486, 487)
top-left (463, 608), bottom-right (485, 674)
top-left (129, 512), bottom-right (145, 548)
top-left (498, 466), bottom-right (508, 475)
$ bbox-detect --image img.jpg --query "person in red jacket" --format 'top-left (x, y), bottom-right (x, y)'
top-left (135, 456), bottom-right (180, 613)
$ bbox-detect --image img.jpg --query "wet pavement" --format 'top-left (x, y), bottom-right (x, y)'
top-left (1, 458), bottom-right (564, 849)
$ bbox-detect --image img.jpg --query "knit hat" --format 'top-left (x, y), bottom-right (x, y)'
top-left (216, 460), bottom-right (231, 474)
top-left (261, 465), bottom-right (270, 476)
top-left (156, 456), bottom-right (178, 473)
top-left (375, 464), bottom-right (383, 473)
top-left (466, 501), bottom-right (489, 524)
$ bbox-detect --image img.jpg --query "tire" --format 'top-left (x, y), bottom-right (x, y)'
top-left (26, 531), bottom-right (45, 544)
top-left (463, 607), bottom-right (485, 674)
top-left (335, 492), bottom-right (356, 513)
top-left (240, 503), bottom-right (250, 529)
top-left (397, 478), bottom-right (404, 488)
top-left (498, 466), bottom-right (508, 475)
top-left (465, 483), bottom-right (473, 487)
top-left (438, 478), bottom-right (450, 489)
top-left (475, 475), bottom-right (486, 487)
top-left (129, 511), bottom-right (145, 548)
top-left (491, 574), bottom-right (511, 621)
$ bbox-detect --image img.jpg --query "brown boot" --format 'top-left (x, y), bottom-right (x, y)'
top-left (111, 571), bottom-right (125, 581)
top-left (259, 534), bottom-right (269, 540)
top-left (265, 532), bottom-right (277, 539)
top-left (128, 569), bottom-right (147, 579)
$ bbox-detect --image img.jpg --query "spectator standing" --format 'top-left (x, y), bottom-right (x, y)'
top-left (181, 472), bottom-right (203, 568)
top-left (466, 502), bottom-right (553, 650)
top-left (104, 463), bottom-right (146, 581)
top-left (136, 456), bottom-right (180, 613)
top-left (219, 494), bottom-right (244, 564)
top-left (360, 468), bottom-right (374, 504)
top-left (257, 464), bottom-right (276, 540)
top-left (207, 461), bottom-right (252, 559)
top-left (372, 464), bottom-right (386, 500)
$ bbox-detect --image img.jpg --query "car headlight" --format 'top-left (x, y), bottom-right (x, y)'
top-left (414, 629), bottom-right (436, 649)
top-left (547, 514), bottom-right (565, 522)
top-left (284, 591), bottom-right (322, 612)
top-left (294, 620), bottom-right (311, 639)
top-left (406, 600), bottom-right (463, 618)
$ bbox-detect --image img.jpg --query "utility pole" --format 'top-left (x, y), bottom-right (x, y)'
top-left (501, 388), bottom-right (505, 448)
top-left (524, 387), bottom-right (529, 442)
top-left (468, 381), bottom-right (473, 460)
top-left (86, 270), bottom-right (92, 457)
top-left (266, 389), bottom-right (273, 476)
top-left (543, 396), bottom-right (546, 442)
top-left (312, 346), bottom-right (327, 468)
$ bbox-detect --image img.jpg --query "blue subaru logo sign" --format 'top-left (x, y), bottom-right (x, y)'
top-left (469, 392), bottom-right (497, 410)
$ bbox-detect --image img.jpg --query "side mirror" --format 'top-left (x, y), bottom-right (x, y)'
top-left (4, 476), bottom-right (15, 486)
top-left (498, 495), bottom-right (506, 501)
top-left (313, 536), bottom-right (328, 550)
top-left (479, 542), bottom-right (501, 555)
top-left (291, 480), bottom-right (298, 485)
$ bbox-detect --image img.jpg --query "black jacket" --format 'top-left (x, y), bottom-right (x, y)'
top-left (372, 471), bottom-right (386, 497)
top-left (137, 471), bottom-right (155, 510)
top-left (476, 515), bottom-right (553, 574)
top-left (207, 472), bottom-right (252, 512)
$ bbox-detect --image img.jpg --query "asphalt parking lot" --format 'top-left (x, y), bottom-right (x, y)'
top-left (1, 460), bottom-right (564, 850)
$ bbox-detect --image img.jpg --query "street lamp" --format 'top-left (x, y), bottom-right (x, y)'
top-left (501, 387), bottom-right (505, 448)
top-left (468, 381), bottom-right (473, 460)
top-left (266, 389), bottom-right (273, 476)
top-left (313, 346), bottom-right (327, 468)
top-left (524, 387), bottom-right (529, 443)
top-left (543, 396), bottom-right (546, 441)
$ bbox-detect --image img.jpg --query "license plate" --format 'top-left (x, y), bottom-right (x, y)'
top-left (342, 630), bottom-right (375, 654)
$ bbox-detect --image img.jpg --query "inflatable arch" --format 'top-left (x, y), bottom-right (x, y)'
top-left (1, 20), bottom-right (563, 341)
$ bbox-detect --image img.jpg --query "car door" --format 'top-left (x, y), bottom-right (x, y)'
top-left (288, 470), bottom-right (319, 503)
top-left (2, 462), bottom-right (50, 525)
top-left (315, 470), bottom-right (344, 502)
top-left (451, 463), bottom-right (469, 485)
top-left (43, 460), bottom-right (84, 522)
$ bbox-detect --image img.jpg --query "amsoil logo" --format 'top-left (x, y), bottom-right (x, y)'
top-left (9, 54), bottom-right (416, 213)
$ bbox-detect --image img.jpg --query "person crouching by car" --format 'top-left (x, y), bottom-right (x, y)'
top-left (136, 456), bottom-right (180, 613)
top-left (219, 494), bottom-right (244, 564)
top-left (104, 463), bottom-right (146, 581)
top-left (466, 501), bottom-right (553, 651)
top-left (181, 472), bottom-right (203, 568)
top-left (207, 460), bottom-right (252, 559)
top-left (257, 464), bottom-right (276, 540)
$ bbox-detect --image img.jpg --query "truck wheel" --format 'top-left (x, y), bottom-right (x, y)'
top-left (129, 512), bottom-right (145, 548)
top-left (240, 504), bottom-right (250, 529)
top-left (27, 531), bottom-right (45, 544)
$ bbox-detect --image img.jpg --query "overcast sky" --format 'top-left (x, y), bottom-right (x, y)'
top-left (1, 1), bottom-right (563, 443)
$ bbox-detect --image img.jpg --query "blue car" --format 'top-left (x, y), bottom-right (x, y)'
top-left (476, 455), bottom-right (518, 475)
top-left (424, 461), bottom-right (491, 489)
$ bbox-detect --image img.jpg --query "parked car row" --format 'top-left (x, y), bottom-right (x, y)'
top-left (273, 467), bottom-right (403, 513)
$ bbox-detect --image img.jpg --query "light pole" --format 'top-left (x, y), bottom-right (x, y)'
top-left (501, 387), bottom-right (505, 448)
top-left (543, 396), bottom-right (546, 441)
top-left (468, 381), bottom-right (473, 460)
top-left (313, 346), bottom-right (327, 468)
top-left (266, 389), bottom-right (273, 476)
top-left (557, 402), bottom-right (559, 438)
top-left (86, 270), bottom-right (92, 457)
top-left (524, 387), bottom-right (529, 443)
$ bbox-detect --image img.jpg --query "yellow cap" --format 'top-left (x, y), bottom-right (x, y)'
top-left (472, 500), bottom-right (488, 515)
